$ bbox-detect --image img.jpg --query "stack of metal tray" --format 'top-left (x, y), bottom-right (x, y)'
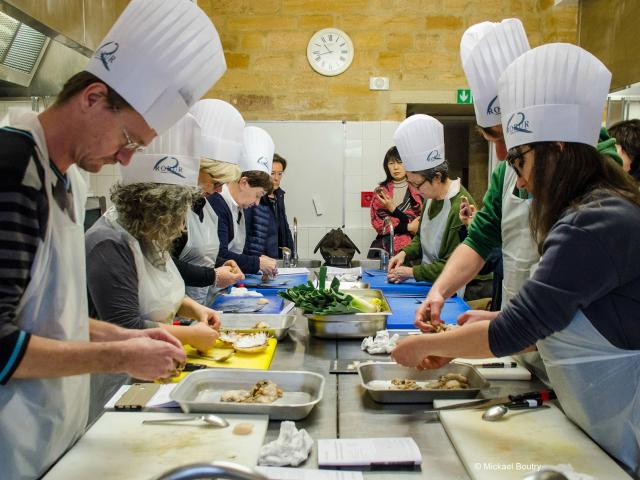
top-left (357, 362), bottom-right (490, 403)
top-left (219, 313), bottom-right (296, 340)
top-left (170, 369), bottom-right (325, 420)
top-left (305, 288), bottom-right (392, 339)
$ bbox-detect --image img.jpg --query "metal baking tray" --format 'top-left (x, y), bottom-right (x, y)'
top-left (357, 362), bottom-right (490, 403)
top-left (170, 368), bottom-right (325, 420)
top-left (305, 289), bottom-right (392, 339)
top-left (219, 313), bottom-right (296, 340)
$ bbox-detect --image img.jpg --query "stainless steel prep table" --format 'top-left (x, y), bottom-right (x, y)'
top-left (265, 314), bottom-right (548, 479)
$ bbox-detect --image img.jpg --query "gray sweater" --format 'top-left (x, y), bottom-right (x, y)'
top-left (85, 216), bottom-right (157, 330)
top-left (489, 193), bottom-right (640, 355)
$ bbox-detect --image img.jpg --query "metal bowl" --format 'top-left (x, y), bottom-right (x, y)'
top-left (305, 289), bottom-right (391, 339)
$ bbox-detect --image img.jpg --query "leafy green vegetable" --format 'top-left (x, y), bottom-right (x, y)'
top-left (279, 268), bottom-right (383, 315)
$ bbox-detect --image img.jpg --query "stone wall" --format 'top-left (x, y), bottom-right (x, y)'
top-left (198, 0), bottom-right (578, 121)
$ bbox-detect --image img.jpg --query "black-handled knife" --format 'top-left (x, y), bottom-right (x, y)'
top-left (424, 389), bottom-right (556, 412)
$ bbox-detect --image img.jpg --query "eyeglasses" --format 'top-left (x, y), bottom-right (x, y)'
top-left (506, 147), bottom-right (533, 177)
top-left (121, 126), bottom-right (146, 153)
top-left (408, 177), bottom-right (428, 189)
top-left (107, 99), bottom-right (146, 153)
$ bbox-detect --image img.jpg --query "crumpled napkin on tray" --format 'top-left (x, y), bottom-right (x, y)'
top-left (523, 464), bottom-right (598, 480)
top-left (258, 421), bottom-right (314, 467)
top-left (361, 329), bottom-right (399, 354)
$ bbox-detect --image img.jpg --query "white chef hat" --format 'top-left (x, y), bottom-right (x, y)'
top-left (190, 99), bottom-right (245, 165)
top-left (120, 113), bottom-right (201, 186)
top-left (240, 126), bottom-right (274, 174)
top-left (393, 114), bottom-right (445, 172)
top-left (86, 0), bottom-right (226, 135)
top-left (460, 18), bottom-right (530, 128)
top-left (498, 43), bottom-right (612, 151)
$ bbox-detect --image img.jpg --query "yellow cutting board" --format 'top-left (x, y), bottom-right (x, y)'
top-left (167, 338), bottom-right (278, 383)
top-left (437, 401), bottom-right (632, 479)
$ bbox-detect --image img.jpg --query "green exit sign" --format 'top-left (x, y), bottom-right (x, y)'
top-left (457, 89), bottom-right (473, 104)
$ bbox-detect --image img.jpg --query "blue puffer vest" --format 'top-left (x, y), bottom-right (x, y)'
top-left (243, 203), bottom-right (278, 258)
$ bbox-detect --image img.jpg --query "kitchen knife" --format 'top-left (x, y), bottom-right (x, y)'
top-left (424, 389), bottom-right (556, 413)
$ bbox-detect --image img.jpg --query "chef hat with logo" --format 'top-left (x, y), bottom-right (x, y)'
top-left (393, 114), bottom-right (445, 172)
top-left (120, 113), bottom-right (201, 186)
top-left (190, 99), bottom-right (245, 165)
top-left (86, 0), bottom-right (226, 135)
top-left (498, 43), bottom-right (612, 151)
top-left (460, 18), bottom-right (530, 128)
top-left (240, 126), bottom-right (274, 174)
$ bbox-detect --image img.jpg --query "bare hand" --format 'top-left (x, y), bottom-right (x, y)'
top-left (388, 251), bottom-right (406, 271)
top-left (215, 265), bottom-right (245, 288)
top-left (387, 266), bottom-right (414, 283)
top-left (183, 322), bottom-right (219, 353)
top-left (119, 336), bottom-right (186, 380)
top-left (416, 356), bottom-right (453, 370)
top-left (260, 256), bottom-right (278, 276)
top-left (377, 190), bottom-right (395, 212)
top-left (459, 196), bottom-right (477, 227)
top-left (415, 290), bottom-right (445, 331)
top-left (192, 305), bottom-right (221, 330)
top-left (407, 217), bottom-right (420, 234)
top-left (138, 327), bottom-right (183, 350)
top-left (457, 309), bottom-right (499, 326)
top-left (224, 259), bottom-right (241, 273)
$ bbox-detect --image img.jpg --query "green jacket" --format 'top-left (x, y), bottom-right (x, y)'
top-left (463, 161), bottom-right (530, 260)
top-left (402, 182), bottom-right (473, 282)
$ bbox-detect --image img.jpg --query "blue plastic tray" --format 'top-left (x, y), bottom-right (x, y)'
top-left (210, 295), bottom-right (284, 314)
top-left (385, 295), bottom-right (470, 329)
top-left (237, 273), bottom-right (310, 294)
top-left (362, 269), bottom-right (432, 295)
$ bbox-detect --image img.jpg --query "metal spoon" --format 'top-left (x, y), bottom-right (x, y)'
top-left (142, 414), bottom-right (229, 428)
top-left (482, 403), bottom-right (550, 422)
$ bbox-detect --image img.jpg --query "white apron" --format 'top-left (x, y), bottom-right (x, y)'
top-left (221, 184), bottom-right (246, 254)
top-left (420, 179), bottom-right (464, 297)
top-left (500, 165), bottom-right (547, 381)
top-left (537, 310), bottom-right (640, 474)
top-left (104, 207), bottom-right (185, 323)
top-left (0, 114), bottom-right (90, 479)
top-left (179, 202), bottom-right (220, 304)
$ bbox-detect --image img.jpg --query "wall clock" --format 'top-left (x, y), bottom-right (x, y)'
top-left (306, 28), bottom-right (354, 76)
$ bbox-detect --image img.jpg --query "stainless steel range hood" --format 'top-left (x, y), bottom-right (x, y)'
top-left (0, 10), bottom-right (49, 87)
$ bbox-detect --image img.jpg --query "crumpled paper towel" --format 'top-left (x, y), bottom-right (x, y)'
top-left (361, 329), bottom-right (399, 354)
top-left (227, 287), bottom-right (263, 297)
top-left (523, 465), bottom-right (598, 480)
top-left (258, 421), bottom-right (314, 467)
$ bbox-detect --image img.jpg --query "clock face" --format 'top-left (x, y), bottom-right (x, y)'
top-left (307, 28), bottom-right (354, 76)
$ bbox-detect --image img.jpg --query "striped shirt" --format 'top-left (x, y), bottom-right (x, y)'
top-left (0, 127), bottom-right (73, 384)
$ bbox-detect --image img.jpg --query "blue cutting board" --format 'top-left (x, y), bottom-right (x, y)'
top-left (210, 295), bottom-right (285, 314)
top-left (386, 295), bottom-right (470, 329)
top-left (237, 273), bottom-right (310, 293)
top-left (363, 269), bottom-right (432, 295)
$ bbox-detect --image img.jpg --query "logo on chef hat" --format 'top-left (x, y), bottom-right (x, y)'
top-left (426, 149), bottom-right (443, 162)
top-left (257, 156), bottom-right (269, 168)
top-left (94, 41), bottom-right (119, 71)
top-left (506, 112), bottom-right (533, 135)
top-left (153, 156), bottom-right (186, 178)
top-left (486, 96), bottom-right (501, 116)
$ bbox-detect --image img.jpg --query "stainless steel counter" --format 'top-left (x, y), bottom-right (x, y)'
top-left (265, 314), bottom-right (547, 479)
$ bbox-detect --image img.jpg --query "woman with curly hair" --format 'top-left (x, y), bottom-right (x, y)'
top-left (85, 114), bottom-right (221, 418)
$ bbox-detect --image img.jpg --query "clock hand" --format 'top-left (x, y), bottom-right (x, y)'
top-left (323, 43), bottom-right (333, 54)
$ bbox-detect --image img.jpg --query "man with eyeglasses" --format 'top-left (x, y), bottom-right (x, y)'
top-left (0, 1), bottom-right (226, 478)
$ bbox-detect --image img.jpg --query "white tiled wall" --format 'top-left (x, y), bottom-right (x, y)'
top-left (88, 120), bottom-right (400, 261)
